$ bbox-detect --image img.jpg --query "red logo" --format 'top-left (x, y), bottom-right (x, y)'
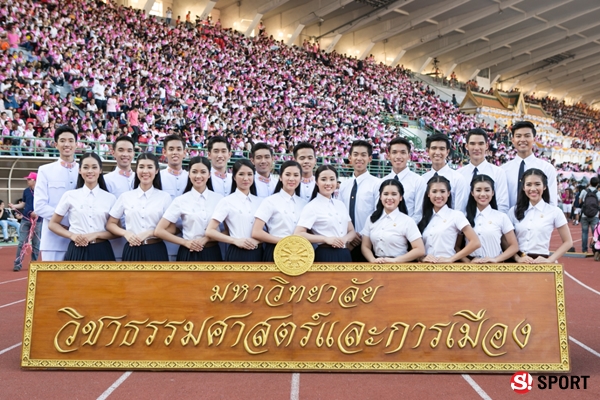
top-left (511, 371), bottom-right (533, 394)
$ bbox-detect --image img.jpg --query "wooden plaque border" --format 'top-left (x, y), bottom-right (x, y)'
top-left (21, 263), bottom-right (569, 373)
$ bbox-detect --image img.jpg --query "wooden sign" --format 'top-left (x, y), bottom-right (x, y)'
top-left (21, 241), bottom-right (569, 372)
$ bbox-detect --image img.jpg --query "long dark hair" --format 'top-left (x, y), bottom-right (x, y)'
top-left (183, 156), bottom-right (213, 193)
top-left (273, 160), bottom-right (301, 196)
top-left (310, 165), bottom-right (338, 200)
top-left (514, 168), bottom-right (550, 221)
top-left (230, 159), bottom-right (257, 196)
top-left (133, 152), bottom-right (163, 190)
top-left (466, 174), bottom-right (498, 227)
top-left (417, 175), bottom-right (453, 233)
top-left (370, 179), bottom-right (408, 222)
top-left (76, 152), bottom-right (108, 191)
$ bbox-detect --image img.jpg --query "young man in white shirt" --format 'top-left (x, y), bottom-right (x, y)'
top-left (501, 121), bottom-right (557, 208)
top-left (339, 140), bottom-right (381, 262)
top-left (250, 142), bottom-right (277, 198)
top-left (383, 137), bottom-right (425, 222)
top-left (207, 136), bottom-right (232, 197)
top-left (459, 128), bottom-right (509, 213)
top-left (293, 142), bottom-right (317, 202)
top-left (420, 133), bottom-right (468, 213)
top-left (34, 126), bottom-right (79, 261)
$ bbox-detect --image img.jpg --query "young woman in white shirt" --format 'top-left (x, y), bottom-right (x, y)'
top-left (48, 153), bottom-right (117, 261)
top-left (510, 168), bottom-right (573, 263)
top-left (418, 175), bottom-right (480, 263)
top-left (464, 174), bottom-right (518, 263)
top-left (155, 157), bottom-right (223, 261)
top-left (294, 165), bottom-right (355, 263)
top-left (252, 161), bottom-right (307, 262)
top-left (107, 153), bottom-right (172, 261)
top-left (361, 179), bottom-right (425, 263)
top-left (206, 159), bottom-right (263, 262)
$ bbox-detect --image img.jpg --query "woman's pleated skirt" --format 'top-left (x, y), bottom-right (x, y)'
top-left (122, 241), bottom-right (169, 262)
top-left (225, 245), bottom-right (263, 262)
top-left (176, 245), bottom-right (223, 262)
top-left (263, 243), bottom-right (276, 262)
top-left (314, 246), bottom-right (352, 263)
top-left (65, 241), bottom-right (116, 262)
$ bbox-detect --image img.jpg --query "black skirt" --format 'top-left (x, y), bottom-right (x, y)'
top-left (65, 241), bottom-right (116, 262)
top-left (226, 245), bottom-right (263, 262)
top-left (176, 245), bottom-right (223, 262)
top-left (315, 246), bottom-right (352, 263)
top-left (122, 241), bottom-right (169, 262)
top-left (263, 243), bottom-right (276, 262)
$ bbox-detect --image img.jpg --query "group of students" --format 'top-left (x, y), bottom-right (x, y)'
top-left (32, 120), bottom-right (573, 265)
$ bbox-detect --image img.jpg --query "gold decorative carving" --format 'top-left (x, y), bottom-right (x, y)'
top-left (273, 235), bottom-right (314, 276)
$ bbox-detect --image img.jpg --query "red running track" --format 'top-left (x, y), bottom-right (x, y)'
top-left (0, 223), bottom-right (599, 400)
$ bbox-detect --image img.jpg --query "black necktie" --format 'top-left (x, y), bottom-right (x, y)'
top-left (473, 167), bottom-right (479, 176)
top-left (394, 174), bottom-right (399, 181)
top-left (349, 179), bottom-right (357, 227)
top-left (434, 171), bottom-right (439, 177)
top-left (517, 160), bottom-right (525, 194)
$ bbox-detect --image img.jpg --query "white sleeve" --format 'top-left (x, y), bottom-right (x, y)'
top-left (211, 198), bottom-right (230, 223)
top-left (546, 167), bottom-right (558, 207)
top-left (500, 213), bottom-right (514, 235)
top-left (33, 166), bottom-right (55, 220)
top-left (405, 218), bottom-right (422, 242)
top-left (554, 206), bottom-right (568, 228)
top-left (411, 176), bottom-right (426, 223)
top-left (360, 217), bottom-right (373, 238)
top-left (297, 204), bottom-right (317, 229)
top-left (254, 197), bottom-right (274, 223)
top-left (455, 211), bottom-right (470, 231)
top-left (109, 193), bottom-right (126, 220)
top-left (454, 175), bottom-right (469, 213)
top-left (54, 191), bottom-right (72, 217)
top-left (494, 168), bottom-right (510, 214)
top-left (162, 198), bottom-right (182, 224)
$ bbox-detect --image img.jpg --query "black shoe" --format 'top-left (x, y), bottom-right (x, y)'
top-left (13, 266), bottom-right (21, 271)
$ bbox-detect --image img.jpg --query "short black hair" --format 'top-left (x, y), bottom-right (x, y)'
top-left (387, 137), bottom-right (412, 153)
top-left (54, 125), bottom-right (78, 142)
top-left (510, 121), bottom-right (537, 137)
top-left (112, 135), bottom-right (135, 150)
top-left (349, 140), bottom-right (373, 157)
top-left (426, 133), bottom-right (450, 150)
top-left (163, 134), bottom-right (186, 149)
top-left (207, 135), bottom-right (231, 152)
top-left (250, 142), bottom-right (273, 157)
top-left (466, 128), bottom-right (488, 143)
top-left (591, 177), bottom-right (599, 187)
top-left (292, 141), bottom-right (315, 158)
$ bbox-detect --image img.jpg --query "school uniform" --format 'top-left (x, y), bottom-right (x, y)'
top-left (422, 205), bottom-right (470, 258)
top-left (254, 173), bottom-right (277, 198)
top-left (339, 172), bottom-right (381, 262)
top-left (104, 167), bottom-right (134, 261)
top-left (109, 186), bottom-right (172, 261)
top-left (210, 169), bottom-right (232, 197)
top-left (55, 186), bottom-right (117, 261)
top-left (502, 154), bottom-right (558, 209)
top-left (297, 193), bottom-right (352, 263)
top-left (420, 165), bottom-right (469, 213)
top-left (508, 200), bottom-right (567, 258)
top-left (34, 160), bottom-right (79, 261)
top-left (459, 161), bottom-right (510, 213)
top-left (162, 187), bottom-right (223, 262)
top-left (299, 177), bottom-right (316, 203)
top-left (468, 206), bottom-right (514, 259)
top-left (211, 189), bottom-right (263, 262)
top-left (254, 191), bottom-right (307, 261)
top-left (360, 209), bottom-right (422, 258)
top-left (160, 168), bottom-right (189, 260)
top-left (383, 168), bottom-right (426, 223)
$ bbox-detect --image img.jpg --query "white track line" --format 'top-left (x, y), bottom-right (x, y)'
top-left (290, 373), bottom-right (300, 400)
top-left (96, 371), bottom-right (132, 400)
top-left (462, 374), bottom-right (492, 400)
top-left (0, 277), bottom-right (27, 285)
top-left (570, 337), bottom-right (600, 358)
top-left (0, 342), bottom-right (22, 356)
top-left (565, 270), bottom-right (600, 296)
top-left (0, 299), bottom-right (25, 309)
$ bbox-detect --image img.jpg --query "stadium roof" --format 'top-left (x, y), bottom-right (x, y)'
top-left (233, 0), bottom-right (600, 103)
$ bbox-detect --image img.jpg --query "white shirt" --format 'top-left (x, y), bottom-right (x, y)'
top-left (459, 160), bottom-right (510, 213)
top-left (420, 164), bottom-right (469, 213)
top-left (109, 186), bottom-right (172, 234)
top-left (502, 154), bottom-right (557, 208)
top-left (361, 209), bottom-right (421, 257)
top-left (34, 160), bottom-right (79, 251)
top-left (422, 205), bottom-right (470, 257)
top-left (254, 173), bottom-right (278, 198)
top-left (211, 189), bottom-right (262, 238)
top-left (299, 177), bottom-right (316, 202)
top-left (339, 172), bottom-right (381, 233)
top-left (160, 168), bottom-right (188, 200)
top-left (297, 193), bottom-right (351, 240)
top-left (211, 169), bottom-right (232, 197)
top-left (55, 186), bottom-right (116, 234)
top-left (104, 168), bottom-right (134, 199)
top-left (254, 191), bottom-right (307, 237)
top-left (469, 205), bottom-right (514, 258)
top-left (383, 168), bottom-right (426, 222)
top-left (509, 200), bottom-right (567, 255)
top-left (163, 188), bottom-right (223, 240)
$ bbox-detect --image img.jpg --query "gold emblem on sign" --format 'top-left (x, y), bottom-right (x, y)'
top-left (274, 235), bottom-right (314, 276)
